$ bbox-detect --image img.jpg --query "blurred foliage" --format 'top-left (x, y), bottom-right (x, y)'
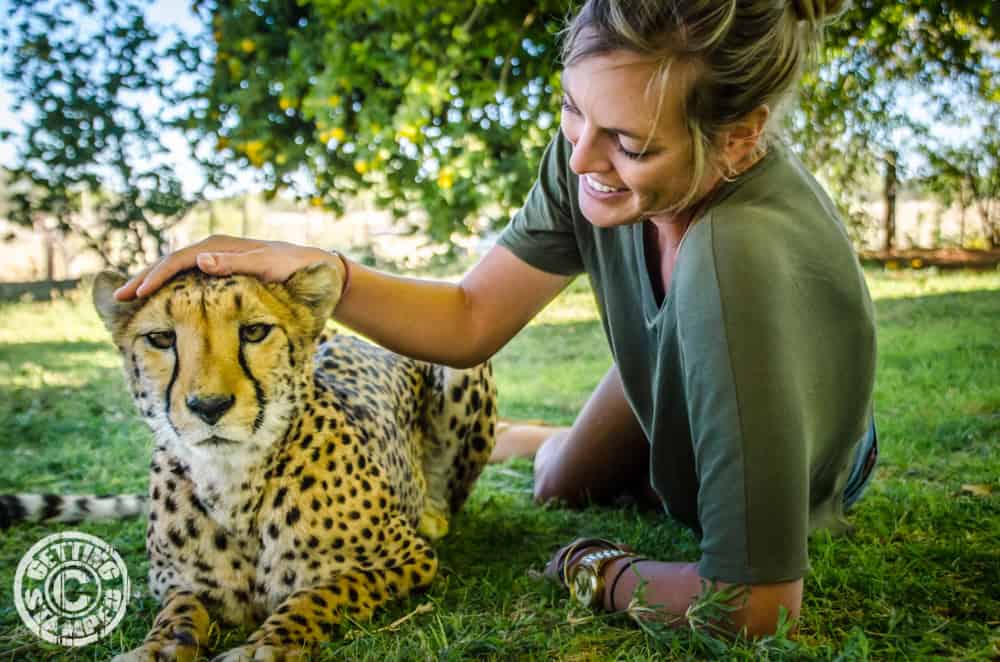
top-left (186, 0), bottom-right (570, 244)
top-left (2, 0), bottom-right (997, 254)
top-left (792, 0), bottom-right (998, 219)
top-left (0, 0), bottom-right (195, 270)
top-left (917, 114), bottom-right (1000, 248)
top-left (189, 0), bottom-right (998, 244)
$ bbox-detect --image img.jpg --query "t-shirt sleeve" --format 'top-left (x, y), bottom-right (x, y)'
top-left (674, 208), bottom-right (875, 585)
top-left (495, 130), bottom-right (585, 276)
top-left (676, 215), bottom-right (809, 583)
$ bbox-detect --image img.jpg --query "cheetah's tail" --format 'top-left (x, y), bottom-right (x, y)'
top-left (0, 493), bottom-right (149, 529)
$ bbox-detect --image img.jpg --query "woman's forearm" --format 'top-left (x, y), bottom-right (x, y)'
top-left (602, 559), bottom-right (704, 615)
top-left (600, 558), bottom-right (803, 637)
top-left (331, 257), bottom-right (486, 367)
top-left (331, 246), bottom-right (572, 369)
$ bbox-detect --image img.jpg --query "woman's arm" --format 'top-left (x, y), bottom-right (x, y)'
top-left (598, 557), bottom-right (802, 637)
top-left (549, 544), bottom-right (802, 637)
top-left (114, 235), bottom-right (571, 368)
top-left (334, 245), bottom-right (572, 367)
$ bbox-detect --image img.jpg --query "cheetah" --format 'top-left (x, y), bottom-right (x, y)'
top-left (1, 262), bottom-right (496, 660)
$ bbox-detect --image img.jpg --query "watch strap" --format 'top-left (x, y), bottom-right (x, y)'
top-left (578, 548), bottom-right (633, 575)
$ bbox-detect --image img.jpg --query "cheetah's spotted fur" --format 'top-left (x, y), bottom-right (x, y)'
top-left (2, 263), bottom-right (496, 660)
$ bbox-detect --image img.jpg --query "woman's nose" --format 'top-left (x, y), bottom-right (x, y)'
top-left (567, 125), bottom-right (612, 175)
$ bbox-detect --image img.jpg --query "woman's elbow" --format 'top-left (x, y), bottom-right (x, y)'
top-left (730, 578), bottom-right (803, 638)
top-left (439, 345), bottom-right (494, 370)
top-left (442, 323), bottom-right (502, 370)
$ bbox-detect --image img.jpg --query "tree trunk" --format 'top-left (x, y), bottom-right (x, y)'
top-left (44, 232), bottom-right (54, 281)
top-left (979, 200), bottom-right (998, 250)
top-left (33, 215), bottom-right (56, 280)
top-left (958, 182), bottom-right (968, 248)
top-left (241, 196), bottom-right (251, 236)
top-left (968, 171), bottom-right (998, 250)
top-left (958, 206), bottom-right (966, 248)
top-left (883, 150), bottom-right (898, 253)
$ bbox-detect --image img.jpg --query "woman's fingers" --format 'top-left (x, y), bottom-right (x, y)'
top-left (196, 249), bottom-right (283, 280)
top-left (113, 265), bottom-right (153, 301)
top-left (112, 235), bottom-right (334, 302)
top-left (113, 235), bottom-right (266, 300)
top-left (131, 250), bottom-right (201, 299)
top-left (114, 243), bottom-right (207, 300)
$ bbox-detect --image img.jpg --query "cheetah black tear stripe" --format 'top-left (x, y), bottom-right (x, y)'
top-left (164, 341), bottom-right (181, 438)
top-left (239, 334), bottom-right (268, 432)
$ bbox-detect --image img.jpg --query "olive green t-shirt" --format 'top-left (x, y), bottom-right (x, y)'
top-left (498, 131), bottom-right (877, 584)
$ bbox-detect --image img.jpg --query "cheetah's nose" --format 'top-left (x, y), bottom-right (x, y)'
top-left (186, 394), bottom-right (235, 426)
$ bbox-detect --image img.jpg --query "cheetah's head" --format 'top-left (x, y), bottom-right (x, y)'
top-left (91, 263), bottom-right (342, 465)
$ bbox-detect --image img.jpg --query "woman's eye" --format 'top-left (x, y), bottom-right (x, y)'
top-left (560, 98), bottom-right (579, 114)
top-left (145, 331), bottom-right (176, 349)
top-left (240, 324), bottom-right (273, 343)
top-left (617, 139), bottom-right (645, 161)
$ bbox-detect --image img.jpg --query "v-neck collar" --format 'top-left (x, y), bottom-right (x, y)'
top-left (633, 223), bottom-right (683, 327)
top-left (629, 144), bottom-right (781, 326)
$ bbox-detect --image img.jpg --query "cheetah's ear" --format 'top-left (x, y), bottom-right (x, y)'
top-left (280, 261), bottom-right (343, 337)
top-left (92, 270), bottom-right (143, 340)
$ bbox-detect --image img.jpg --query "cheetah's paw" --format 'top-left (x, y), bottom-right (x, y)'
top-left (111, 638), bottom-right (200, 662)
top-left (212, 643), bottom-right (304, 662)
top-left (418, 510), bottom-right (449, 540)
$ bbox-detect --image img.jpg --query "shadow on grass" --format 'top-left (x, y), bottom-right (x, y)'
top-left (0, 340), bottom-right (118, 374)
top-left (441, 462), bottom-right (699, 582)
top-left (874, 287), bottom-right (1000, 322)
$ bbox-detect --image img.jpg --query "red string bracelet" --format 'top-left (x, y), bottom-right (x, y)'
top-left (330, 250), bottom-right (351, 297)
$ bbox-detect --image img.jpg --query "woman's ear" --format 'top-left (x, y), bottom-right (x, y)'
top-left (721, 105), bottom-right (770, 174)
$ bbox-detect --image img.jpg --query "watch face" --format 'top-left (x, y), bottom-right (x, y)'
top-left (571, 567), bottom-right (597, 606)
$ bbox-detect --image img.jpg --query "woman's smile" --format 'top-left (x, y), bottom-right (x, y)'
top-left (583, 174), bottom-right (630, 196)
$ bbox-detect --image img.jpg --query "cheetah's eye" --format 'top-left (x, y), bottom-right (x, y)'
top-left (240, 323), bottom-right (273, 343)
top-left (145, 331), bottom-right (176, 350)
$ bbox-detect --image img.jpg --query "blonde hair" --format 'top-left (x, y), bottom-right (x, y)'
top-left (560, 0), bottom-right (846, 212)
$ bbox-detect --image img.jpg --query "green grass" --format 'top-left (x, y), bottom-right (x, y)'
top-left (1, 268), bottom-right (999, 660)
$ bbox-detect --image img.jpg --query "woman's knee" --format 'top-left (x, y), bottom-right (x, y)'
top-left (530, 363), bottom-right (651, 506)
top-left (531, 431), bottom-right (582, 505)
top-left (532, 465), bottom-right (574, 505)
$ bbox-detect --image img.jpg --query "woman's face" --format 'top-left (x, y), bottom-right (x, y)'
top-left (560, 50), bottom-right (717, 227)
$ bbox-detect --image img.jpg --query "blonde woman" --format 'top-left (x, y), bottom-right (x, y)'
top-left (118, 0), bottom-right (877, 636)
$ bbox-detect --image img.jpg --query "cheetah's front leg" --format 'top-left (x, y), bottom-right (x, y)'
top-left (112, 589), bottom-right (211, 662)
top-left (213, 550), bottom-right (438, 661)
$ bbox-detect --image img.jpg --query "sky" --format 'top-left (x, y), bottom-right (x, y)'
top-left (0, 0), bottom-right (220, 195)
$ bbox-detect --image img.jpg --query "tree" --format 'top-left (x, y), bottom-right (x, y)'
top-left (1, 0), bottom-right (194, 271)
top-left (791, 0), bottom-right (999, 249)
top-left (188, 0), bottom-right (569, 244)
top-left (7, 1), bottom-right (996, 255)
top-left (919, 113), bottom-right (1000, 249)
top-left (190, 0), bottom-right (998, 247)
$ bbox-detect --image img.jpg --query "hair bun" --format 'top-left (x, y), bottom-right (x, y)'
top-left (789, 0), bottom-right (847, 25)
